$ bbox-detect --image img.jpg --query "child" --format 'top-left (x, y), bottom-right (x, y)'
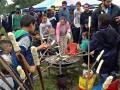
top-left (32, 31), bottom-right (41, 47)
top-left (0, 40), bottom-right (18, 90)
top-left (80, 31), bottom-right (89, 67)
top-left (14, 15), bottom-right (48, 73)
top-left (39, 14), bottom-right (53, 41)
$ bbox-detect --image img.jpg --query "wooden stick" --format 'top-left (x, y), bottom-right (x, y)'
top-left (91, 50), bottom-right (104, 70)
top-left (0, 56), bottom-right (25, 90)
top-left (0, 71), bottom-right (15, 90)
top-left (86, 16), bottom-right (92, 90)
top-left (31, 46), bottom-right (45, 90)
top-left (36, 66), bottom-right (45, 90)
top-left (91, 60), bottom-right (104, 89)
top-left (16, 53), bottom-right (34, 90)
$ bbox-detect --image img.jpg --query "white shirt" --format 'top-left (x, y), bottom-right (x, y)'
top-left (39, 20), bottom-right (52, 39)
top-left (74, 9), bottom-right (82, 28)
top-left (1, 54), bottom-right (12, 64)
top-left (18, 36), bottom-right (30, 50)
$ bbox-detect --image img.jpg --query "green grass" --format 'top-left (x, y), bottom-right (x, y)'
top-left (34, 59), bottom-right (83, 90)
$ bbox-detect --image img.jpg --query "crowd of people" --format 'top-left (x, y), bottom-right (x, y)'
top-left (0, 0), bottom-right (120, 89)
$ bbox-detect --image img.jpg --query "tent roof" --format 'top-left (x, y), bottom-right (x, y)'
top-left (33, 0), bottom-right (55, 8)
top-left (33, 0), bottom-right (120, 9)
top-left (48, 0), bottom-right (101, 7)
top-left (33, 0), bottom-right (101, 9)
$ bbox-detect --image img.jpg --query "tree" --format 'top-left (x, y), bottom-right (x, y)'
top-left (12, 0), bottom-right (43, 8)
top-left (0, 0), bottom-right (44, 14)
top-left (0, 0), bottom-right (7, 14)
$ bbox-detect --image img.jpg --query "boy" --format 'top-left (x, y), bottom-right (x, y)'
top-left (14, 15), bottom-right (48, 72)
top-left (39, 14), bottom-right (53, 41)
top-left (0, 40), bottom-right (18, 90)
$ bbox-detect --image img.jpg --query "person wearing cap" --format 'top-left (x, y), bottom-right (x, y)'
top-left (92, 0), bottom-right (120, 33)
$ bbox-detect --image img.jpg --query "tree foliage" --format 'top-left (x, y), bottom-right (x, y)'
top-left (0, 0), bottom-right (7, 14)
top-left (12, 0), bottom-right (43, 8)
top-left (0, 0), bottom-right (44, 14)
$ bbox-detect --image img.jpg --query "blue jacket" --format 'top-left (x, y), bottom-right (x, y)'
top-left (90, 26), bottom-right (120, 74)
top-left (14, 30), bottom-right (34, 65)
top-left (10, 49), bottom-right (20, 71)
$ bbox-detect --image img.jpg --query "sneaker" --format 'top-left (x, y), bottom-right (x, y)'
top-left (82, 63), bottom-right (87, 67)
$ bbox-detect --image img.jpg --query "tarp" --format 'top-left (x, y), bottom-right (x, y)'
top-left (33, 0), bottom-right (120, 9)
top-left (33, 0), bottom-right (101, 9)
top-left (48, 0), bottom-right (101, 7)
top-left (33, 0), bottom-right (55, 8)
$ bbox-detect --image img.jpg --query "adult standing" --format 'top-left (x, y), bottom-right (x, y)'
top-left (69, 4), bottom-right (74, 27)
top-left (80, 3), bottom-right (92, 33)
top-left (72, 2), bottom-right (82, 43)
top-left (92, 0), bottom-right (120, 33)
top-left (58, 1), bottom-right (70, 22)
top-left (12, 8), bottom-right (22, 31)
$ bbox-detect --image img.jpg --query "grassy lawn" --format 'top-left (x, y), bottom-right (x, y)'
top-left (34, 59), bottom-right (84, 90)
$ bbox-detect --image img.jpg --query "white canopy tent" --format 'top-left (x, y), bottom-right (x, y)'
top-left (32, 0), bottom-right (120, 9)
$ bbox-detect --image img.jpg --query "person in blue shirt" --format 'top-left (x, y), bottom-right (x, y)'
top-left (58, 1), bottom-right (70, 22)
top-left (0, 40), bottom-right (20, 89)
top-left (14, 15), bottom-right (48, 73)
